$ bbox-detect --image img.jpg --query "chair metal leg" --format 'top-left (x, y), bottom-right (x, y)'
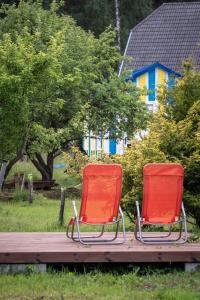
top-left (134, 201), bottom-right (188, 244)
top-left (71, 225), bottom-right (105, 241)
top-left (66, 223), bottom-right (71, 239)
top-left (135, 224), bottom-right (173, 239)
top-left (66, 201), bottom-right (126, 245)
top-left (77, 207), bottom-right (126, 245)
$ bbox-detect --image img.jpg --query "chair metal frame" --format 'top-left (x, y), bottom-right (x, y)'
top-left (67, 200), bottom-right (126, 245)
top-left (134, 200), bottom-right (188, 244)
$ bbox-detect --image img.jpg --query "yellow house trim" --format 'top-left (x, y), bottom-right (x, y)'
top-left (137, 73), bottom-right (147, 101)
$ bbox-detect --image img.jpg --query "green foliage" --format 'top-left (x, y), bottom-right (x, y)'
top-left (163, 61), bottom-right (200, 122)
top-left (0, 33), bottom-right (29, 162)
top-left (116, 111), bottom-right (170, 221)
top-left (13, 189), bottom-right (28, 202)
top-left (117, 65), bottom-right (200, 225)
top-left (65, 0), bottom-right (153, 50)
top-left (63, 146), bottom-right (114, 179)
top-left (63, 146), bottom-right (89, 179)
top-left (0, 1), bottom-right (149, 179)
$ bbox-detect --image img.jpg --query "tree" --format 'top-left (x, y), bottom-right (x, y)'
top-left (115, 0), bottom-right (120, 50)
top-left (164, 60), bottom-right (200, 122)
top-left (0, 1), bottom-right (149, 181)
top-left (0, 0), bottom-right (153, 51)
top-left (64, 0), bottom-right (153, 51)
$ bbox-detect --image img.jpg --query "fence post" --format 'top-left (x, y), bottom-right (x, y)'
top-left (59, 187), bottom-right (66, 226)
top-left (14, 173), bottom-right (21, 190)
top-left (21, 173), bottom-right (25, 191)
top-left (28, 173), bottom-right (33, 204)
top-left (0, 162), bottom-right (8, 192)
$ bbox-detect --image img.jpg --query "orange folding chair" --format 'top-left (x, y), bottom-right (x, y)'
top-left (66, 164), bottom-right (126, 245)
top-left (135, 163), bottom-right (188, 244)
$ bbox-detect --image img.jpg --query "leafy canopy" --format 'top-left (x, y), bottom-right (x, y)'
top-left (0, 1), bottom-right (148, 169)
top-left (0, 34), bottom-right (29, 162)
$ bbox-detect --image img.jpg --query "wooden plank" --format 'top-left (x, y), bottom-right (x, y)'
top-left (0, 232), bottom-right (199, 263)
top-left (3, 180), bottom-right (58, 190)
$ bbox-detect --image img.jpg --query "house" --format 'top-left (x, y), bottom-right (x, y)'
top-left (83, 131), bottom-right (127, 158)
top-left (120, 2), bottom-right (200, 110)
top-left (83, 2), bottom-right (200, 156)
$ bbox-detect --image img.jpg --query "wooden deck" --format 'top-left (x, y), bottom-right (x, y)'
top-left (0, 232), bottom-right (200, 264)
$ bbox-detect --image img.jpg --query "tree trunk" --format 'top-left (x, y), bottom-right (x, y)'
top-left (0, 162), bottom-right (9, 191)
top-left (115, 0), bottom-right (121, 51)
top-left (30, 142), bottom-right (72, 182)
top-left (4, 137), bottom-right (28, 180)
top-left (31, 153), bottom-right (54, 181)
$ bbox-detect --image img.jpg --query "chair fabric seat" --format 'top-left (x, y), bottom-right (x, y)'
top-left (69, 216), bottom-right (114, 225)
top-left (142, 216), bottom-right (177, 224)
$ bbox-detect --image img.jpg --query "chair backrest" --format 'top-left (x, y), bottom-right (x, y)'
top-left (79, 164), bottom-right (123, 224)
top-left (142, 163), bottom-right (184, 223)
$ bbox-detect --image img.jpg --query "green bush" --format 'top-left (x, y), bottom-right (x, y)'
top-left (116, 111), bottom-right (171, 221)
top-left (13, 190), bottom-right (28, 202)
top-left (63, 146), bottom-right (114, 180)
top-left (117, 100), bottom-right (200, 226)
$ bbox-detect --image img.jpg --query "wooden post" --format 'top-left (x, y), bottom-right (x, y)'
top-left (0, 162), bottom-right (8, 191)
top-left (14, 173), bottom-right (21, 190)
top-left (59, 187), bottom-right (66, 226)
top-left (21, 174), bottom-right (25, 191)
top-left (14, 173), bottom-right (25, 190)
top-left (28, 174), bottom-right (33, 204)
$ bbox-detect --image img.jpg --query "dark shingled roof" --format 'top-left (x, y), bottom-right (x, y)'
top-left (123, 2), bottom-right (200, 74)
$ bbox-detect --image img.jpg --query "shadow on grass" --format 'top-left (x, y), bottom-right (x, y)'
top-left (48, 262), bottom-right (186, 276)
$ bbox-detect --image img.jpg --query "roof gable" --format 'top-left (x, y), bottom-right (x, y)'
top-left (122, 2), bottom-right (200, 74)
top-left (131, 62), bottom-right (181, 81)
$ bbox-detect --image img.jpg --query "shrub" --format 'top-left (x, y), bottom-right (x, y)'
top-left (117, 101), bottom-right (200, 226)
top-left (116, 111), bottom-right (170, 221)
top-left (63, 146), bottom-right (114, 180)
top-left (13, 190), bottom-right (28, 202)
top-left (63, 146), bottom-right (89, 179)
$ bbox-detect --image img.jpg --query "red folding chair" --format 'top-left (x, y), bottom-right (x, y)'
top-left (67, 164), bottom-right (126, 245)
top-left (135, 163), bottom-right (188, 244)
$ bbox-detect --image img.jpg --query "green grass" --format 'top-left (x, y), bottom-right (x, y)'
top-left (0, 194), bottom-right (68, 232)
top-left (0, 194), bottom-right (132, 232)
top-left (0, 268), bottom-right (200, 300)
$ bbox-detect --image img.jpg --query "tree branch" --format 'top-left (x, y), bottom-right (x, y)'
top-left (4, 132), bottom-right (29, 179)
top-left (35, 153), bottom-right (47, 170)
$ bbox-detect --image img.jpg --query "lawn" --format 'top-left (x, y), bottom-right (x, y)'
top-left (0, 194), bottom-right (69, 232)
top-left (0, 267), bottom-right (200, 300)
top-left (1, 157), bottom-right (132, 232)
top-left (0, 193), bottom-right (132, 232)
